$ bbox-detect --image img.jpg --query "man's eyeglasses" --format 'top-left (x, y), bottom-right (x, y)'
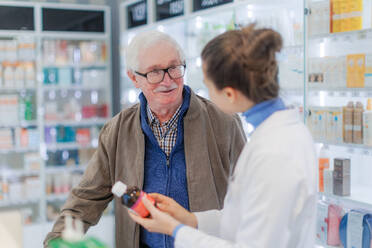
top-left (135, 65), bottom-right (186, 84)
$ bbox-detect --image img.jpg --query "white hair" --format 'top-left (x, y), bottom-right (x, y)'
top-left (125, 30), bottom-right (185, 72)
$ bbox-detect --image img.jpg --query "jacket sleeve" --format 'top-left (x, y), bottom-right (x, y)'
top-left (43, 125), bottom-right (114, 247)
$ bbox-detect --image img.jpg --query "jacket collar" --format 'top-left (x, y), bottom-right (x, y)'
top-left (138, 85), bottom-right (191, 145)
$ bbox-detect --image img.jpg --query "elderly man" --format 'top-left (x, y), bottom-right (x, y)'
top-left (44, 31), bottom-right (245, 248)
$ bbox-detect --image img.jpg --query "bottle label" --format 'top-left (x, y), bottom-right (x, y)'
top-left (131, 192), bottom-right (156, 218)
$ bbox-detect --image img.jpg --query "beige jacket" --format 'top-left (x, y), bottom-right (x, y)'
top-left (44, 90), bottom-right (246, 248)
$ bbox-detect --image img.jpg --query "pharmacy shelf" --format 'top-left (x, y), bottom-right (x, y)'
top-left (44, 118), bottom-right (109, 127)
top-left (41, 31), bottom-right (108, 41)
top-left (319, 185), bottom-right (372, 210)
top-left (45, 142), bottom-right (98, 151)
top-left (42, 63), bottom-right (107, 69)
top-left (42, 85), bottom-right (105, 91)
top-left (0, 198), bottom-right (40, 207)
top-left (0, 121), bottom-right (38, 128)
top-left (0, 87), bottom-right (37, 92)
top-left (0, 147), bottom-right (39, 154)
top-left (315, 141), bottom-right (372, 155)
top-left (46, 193), bottom-right (69, 202)
top-left (315, 244), bottom-right (341, 248)
top-left (308, 88), bottom-right (372, 97)
top-left (280, 88), bottom-right (305, 96)
top-left (309, 28), bottom-right (372, 41)
top-left (45, 165), bottom-right (87, 174)
top-left (1, 170), bottom-right (40, 177)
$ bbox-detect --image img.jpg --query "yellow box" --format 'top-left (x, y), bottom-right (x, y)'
top-left (331, 0), bottom-right (340, 12)
top-left (341, 18), bottom-right (351, 32)
top-left (347, 54), bottom-right (365, 88)
top-left (331, 0), bottom-right (342, 32)
top-left (333, 19), bottom-right (342, 33)
top-left (350, 16), bottom-right (363, 31)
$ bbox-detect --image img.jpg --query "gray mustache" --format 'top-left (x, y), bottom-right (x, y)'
top-left (154, 84), bottom-right (178, 93)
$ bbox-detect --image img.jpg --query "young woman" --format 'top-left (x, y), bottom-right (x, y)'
top-left (129, 24), bottom-right (317, 248)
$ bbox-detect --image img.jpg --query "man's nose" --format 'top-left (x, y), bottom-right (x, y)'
top-left (160, 71), bottom-right (173, 85)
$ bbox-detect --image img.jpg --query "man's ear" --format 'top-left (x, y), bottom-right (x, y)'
top-left (127, 70), bottom-right (140, 88)
top-left (222, 86), bottom-right (238, 104)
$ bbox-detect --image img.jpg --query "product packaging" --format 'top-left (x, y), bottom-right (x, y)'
top-left (326, 204), bottom-right (343, 246)
top-left (353, 101), bottom-right (364, 144)
top-left (333, 158), bottom-right (351, 196)
top-left (363, 98), bottom-right (372, 146)
top-left (343, 102), bottom-right (354, 143)
top-left (319, 147), bottom-right (330, 192)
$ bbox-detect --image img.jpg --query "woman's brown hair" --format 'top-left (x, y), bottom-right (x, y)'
top-left (201, 24), bottom-right (283, 103)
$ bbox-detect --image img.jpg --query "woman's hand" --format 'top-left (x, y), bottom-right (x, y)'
top-left (150, 193), bottom-right (198, 228)
top-left (128, 197), bottom-right (180, 236)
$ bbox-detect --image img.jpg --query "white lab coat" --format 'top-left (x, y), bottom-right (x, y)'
top-left (175, 109), bottom-right (317, 248)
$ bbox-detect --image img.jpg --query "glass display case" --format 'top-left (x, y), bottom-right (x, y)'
top-left (40, 37), bottom-right (111, 222)
top-left (0, 2), bottom-right (114, 247)
top-left (307, 0), bottom-right (372, 247)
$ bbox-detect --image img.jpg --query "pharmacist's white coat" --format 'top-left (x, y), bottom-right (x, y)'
top-left (175, 109), bottom-right (317, 248)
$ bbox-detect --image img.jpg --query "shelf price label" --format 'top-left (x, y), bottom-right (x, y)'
top-left (156, 0), bottom-right (184, 21)
top-left (351, 91), bottom-right (360, 97)
top-left (127, 1), bottom-right (147, 29)
top-left (328, 91), bottom-right (335, 97)
top-left (193, 0), bottom-right (233, 11)
top-left (340, 92), bottom-right (347, 97)
top-left (346, 148), bottom-right (354, 154)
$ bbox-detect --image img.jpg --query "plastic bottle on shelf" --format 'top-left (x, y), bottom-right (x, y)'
top-left (363, 98), bottom-right (372, 147)
top-left (323, 169), bottom-right (333, 195)
top-left (14, 62), bottom-right (24, 88)
top-left (112, 181), bottom-right (155, 218)
top-left (353, 101), bottom-right (364, 144)
top-left (0, 168), bottom-right (9, 201)
top-left (24, 62), bottom-right (35, 88)
top-left (343, 101), bottom-right (354, 144)
top-left (3, 62), bottom-right (14, 88)
top-left (19, 93), bottom-right (34, 121)
top-left (326, 204), bottom-right (343, 246)
top-left (318, 146), bottom-right (330, 193)
top-left (0, 64), bottom-right (3, 88)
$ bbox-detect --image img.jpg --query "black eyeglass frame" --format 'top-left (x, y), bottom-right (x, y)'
top-left (135, 64), bottom-right (186, 84)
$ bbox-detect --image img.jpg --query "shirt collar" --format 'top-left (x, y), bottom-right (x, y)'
top-left (139, 85), bottom-right (191, 133)
top-left (242, 98), bottom-right (286, 135)
top-left (147, 103), bottom-right (182, 128)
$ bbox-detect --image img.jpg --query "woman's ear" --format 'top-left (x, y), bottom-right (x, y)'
top-left (222, 86), bottom-right (238, 104)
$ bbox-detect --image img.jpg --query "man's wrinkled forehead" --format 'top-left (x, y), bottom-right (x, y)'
top-left (142, 59), bottom-right (182, 72)
top-left (138, 42), bottom-right (182, 71)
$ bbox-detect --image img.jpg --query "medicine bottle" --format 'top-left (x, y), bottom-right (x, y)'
top-left (112, 181), bottom-right (155, 218)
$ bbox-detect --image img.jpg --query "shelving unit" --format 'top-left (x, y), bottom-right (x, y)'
top-left (119, 0), bottom-right (304, 109)
top-left (306, 0), bottom-right (372, 247)
top-left (0, 2), bottom-right (113, 247)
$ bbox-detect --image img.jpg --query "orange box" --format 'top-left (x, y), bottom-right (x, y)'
top-left (319, 158), bottom-right (330, 192)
